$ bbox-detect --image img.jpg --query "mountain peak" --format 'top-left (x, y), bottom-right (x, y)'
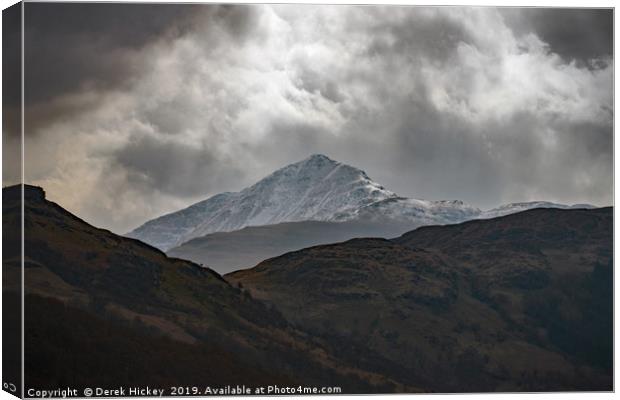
top-left (305, 153), bottom-right (335, 163)
top-left (292, 154), bottom-right (340, 171)
top-left (278, 153), bottom-right (340, 173)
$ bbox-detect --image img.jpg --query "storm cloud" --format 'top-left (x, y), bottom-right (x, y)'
top-left (501, 8), bottom-right (613, 66)
top-left (18, 4), bottom-right (613, 233)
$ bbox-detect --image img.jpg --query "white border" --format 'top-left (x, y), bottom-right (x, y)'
top-left (0, 1), bottom-right (616, 400)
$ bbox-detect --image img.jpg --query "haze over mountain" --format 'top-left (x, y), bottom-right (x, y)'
top-left (168, 219), bottom-right (415, 273)
top-left (128, 155), bottom-right (593, 252)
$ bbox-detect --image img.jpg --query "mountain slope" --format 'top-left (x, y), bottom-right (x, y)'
top-left (7, 185), bottom-right (412, 393)
top-left (227, 207), bottom-right (612, 392)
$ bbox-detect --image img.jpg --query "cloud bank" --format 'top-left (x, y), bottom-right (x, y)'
top-left (19, 5), bottom-right (613, 233)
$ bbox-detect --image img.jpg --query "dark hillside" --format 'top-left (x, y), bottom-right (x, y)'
top-left (229, 207), bottom-right (613, 392)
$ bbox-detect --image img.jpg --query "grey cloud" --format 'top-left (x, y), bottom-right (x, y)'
top-left (296, 69), bottom-right (346, 104)
top-left (3, 4), bottom-right (20, 108)
top-left (24, 4), bottom-right (196, 104)
top-left (3, 4), bottom-right (22, 141)
top-left (501, 8), bottom-right (613, 66)
top-left (21, 5), bottom-right (613, 233)
top-left (23, 3), bottom-right (260, 135)
top-left (363, 8), bottom-right (473, 63)
top-left (113, 134), bottom-right (244, 198)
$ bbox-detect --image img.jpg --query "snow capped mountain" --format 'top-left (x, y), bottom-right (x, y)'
top-left (127, 154), bottom-right (397, 250)
top-left (337, 197), bottom-right (482, 224)
top-left (345, 198), bottom-right (595, 224)
top-left (127, 154), bottom-right (594, 251)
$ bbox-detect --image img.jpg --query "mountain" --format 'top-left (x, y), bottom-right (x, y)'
top-left (227, 207), bottom-right (612, 392)
top-left (128, 154), bottom-right (593, 252)
top-left (7, 185), bottom-right (409, 393)
top-left (127, 154), bottom-right (397, 250)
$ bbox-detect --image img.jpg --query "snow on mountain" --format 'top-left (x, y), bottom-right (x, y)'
top-left (127, 154), bottom-right (594, 251)
top-left (336, 197), bottom-right (482, 224)
top-left (127, 154), bottom-right (397, 250)
top-left (346, 198), bottom-right (595, 224)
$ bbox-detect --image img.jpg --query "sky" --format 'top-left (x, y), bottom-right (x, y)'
top-left (5, 4), bottom-right (613, 234)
